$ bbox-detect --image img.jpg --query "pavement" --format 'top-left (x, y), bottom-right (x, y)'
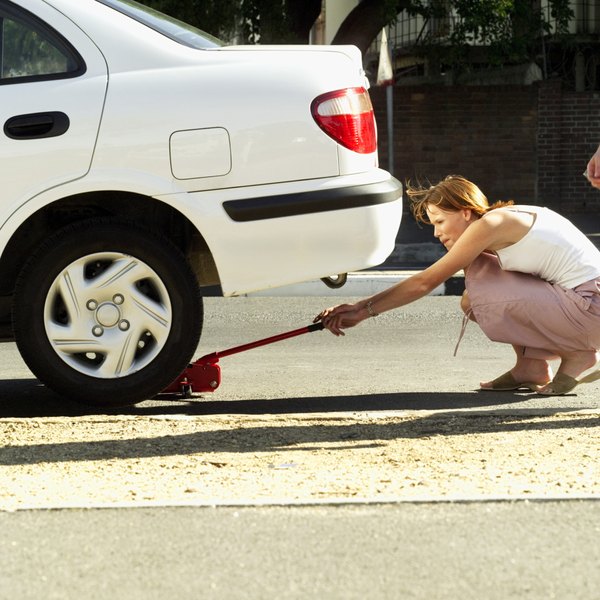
top-left (4, 502), bottom-right (600, 600)
top-left (249, 209), bottom-right (600, 297)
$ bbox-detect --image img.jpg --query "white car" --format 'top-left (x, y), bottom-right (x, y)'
top-left (0, 0), bottom-right (402, 406)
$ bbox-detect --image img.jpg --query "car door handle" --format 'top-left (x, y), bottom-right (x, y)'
top-left (4, 111), bottom-right (70, 140)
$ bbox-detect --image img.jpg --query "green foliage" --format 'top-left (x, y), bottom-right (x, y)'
top-left (135, 0), bottom-right (578, 77)
top-left (406, 0), bottom-right (574, 73)
top-left (134, 0), bottom-right (240, 40)
top-left (135, 0), bottom-right (320, 44)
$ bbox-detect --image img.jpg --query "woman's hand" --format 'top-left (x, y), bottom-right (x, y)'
top-left (585, 146), bottom-right (600, 189)
top-left (313, 302), bottom-right (368, 336)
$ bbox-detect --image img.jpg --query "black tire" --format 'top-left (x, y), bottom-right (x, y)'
top-left (13, 218), bottom-right (203, 407)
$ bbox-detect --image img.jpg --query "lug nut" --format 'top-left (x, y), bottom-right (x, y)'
top-left (113, 294), bottom-right (124, 305)
top-left (92, 326), bottom-right (104, 337)
top-left (87, 300), bottom-right (98, 311)
top-left (119, 320), bottom-right (130, 331)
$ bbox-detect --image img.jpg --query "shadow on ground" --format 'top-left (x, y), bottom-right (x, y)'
top-left (1, 406), bottom-right (597, 466)
top-left (0, 377), bottom-right (579, 419)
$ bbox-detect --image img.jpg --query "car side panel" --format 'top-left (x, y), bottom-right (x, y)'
top-left (0, 0), bottom-right (108, 229)
top-left (91, 56), bottom-right (349, 190)
top-left (47, 1), bottom-right (374, 186)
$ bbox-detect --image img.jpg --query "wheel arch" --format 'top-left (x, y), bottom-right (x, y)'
top-left (0, 191), bottom-right (221, 300)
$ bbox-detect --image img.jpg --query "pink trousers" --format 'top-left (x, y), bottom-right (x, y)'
top-left (461, 252), bottom-right (600, 360)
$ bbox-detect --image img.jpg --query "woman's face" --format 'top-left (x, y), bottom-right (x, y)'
top-left (425, 204), bottom-right (473, 250)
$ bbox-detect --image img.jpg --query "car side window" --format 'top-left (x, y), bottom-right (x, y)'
top-left (0, 4), bottom-right (85, 83)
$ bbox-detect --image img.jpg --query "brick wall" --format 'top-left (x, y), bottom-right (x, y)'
top-left (538, 80), bottom-right (600, 212)
top-left (370, 81), bottom-right (600, 214)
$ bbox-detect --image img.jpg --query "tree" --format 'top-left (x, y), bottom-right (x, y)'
top-left (332, 0), bottom-right (411, 53)
top-left (333, 0), bottom-right (574, 70)
top-left (242, 0), bottom-right (322, 43)
top-left (410, 0), bottom-right (574, 70)
top-left (137, 0), bottom-right (576, 79)
top-left (136, 0), bottom-right (321, 44)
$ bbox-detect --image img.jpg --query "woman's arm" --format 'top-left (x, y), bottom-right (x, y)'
top-left (316, 216), bottom-right (500, 335)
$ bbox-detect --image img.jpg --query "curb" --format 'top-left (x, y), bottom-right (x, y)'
top-left (246, 271), bottom-right (465, 297)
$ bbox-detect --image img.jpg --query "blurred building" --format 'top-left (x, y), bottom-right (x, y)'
top-left (319, 1), bottom-right (600, 91)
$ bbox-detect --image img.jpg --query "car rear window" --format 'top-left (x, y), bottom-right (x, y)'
top-left (96, 0), bottom-right (223, 49)
top-left (0, 3), bottom-right (85, 83)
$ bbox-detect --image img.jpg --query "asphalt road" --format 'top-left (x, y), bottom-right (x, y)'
top-left (2, 296), bottom-right (600, 599)
top-left (2, 295), bottom-right (599, 416)
top-left (3, 502), bottom-right (600, 600)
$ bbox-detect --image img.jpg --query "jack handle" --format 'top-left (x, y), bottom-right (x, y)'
top-left (197, 322), bottom-right (324, 364)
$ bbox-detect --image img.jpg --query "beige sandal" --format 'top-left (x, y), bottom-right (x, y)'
top-left (480, 371), bottom-right (549, 392)
top-left (537, 369), bottom-right (600, 396)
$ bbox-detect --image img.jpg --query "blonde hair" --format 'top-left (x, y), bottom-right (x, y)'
top-left (407, 175), bottom-right (513, 224)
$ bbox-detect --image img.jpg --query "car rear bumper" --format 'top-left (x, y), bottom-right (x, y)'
top-left (171, 170), bottom-right (403, 296)
top-left (222, 177), bottom-right (402, 222)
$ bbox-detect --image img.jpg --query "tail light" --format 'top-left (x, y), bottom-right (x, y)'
top-left (311, 87), bottom-right (377, 154)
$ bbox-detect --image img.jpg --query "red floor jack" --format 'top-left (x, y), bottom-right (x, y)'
top-left (162, 322), bottom-right (325, 398)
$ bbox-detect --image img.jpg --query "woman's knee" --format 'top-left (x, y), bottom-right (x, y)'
top-left (460, 290), bottom-right (471, 314)
top-left (461, 291), bottom-right (477, 322)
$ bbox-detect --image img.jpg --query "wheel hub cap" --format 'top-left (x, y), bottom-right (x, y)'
top-left (44, 251), bottom-right (173, 379)
top-left (96, 302), bottom-right (121, 328)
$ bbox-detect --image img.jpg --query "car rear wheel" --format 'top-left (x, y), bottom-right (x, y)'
top-left (13, 218), bottom-right (202, 407)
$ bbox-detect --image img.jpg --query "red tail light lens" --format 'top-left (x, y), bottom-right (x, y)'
top-left (311, 87), bottom-right (377, 154)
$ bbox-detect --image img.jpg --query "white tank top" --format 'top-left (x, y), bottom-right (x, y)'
top-left (493, 206), bottom-right (600, 289)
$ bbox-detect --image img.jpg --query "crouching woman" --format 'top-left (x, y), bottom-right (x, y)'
top-left (314, 175), bottom-right (600, 395)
